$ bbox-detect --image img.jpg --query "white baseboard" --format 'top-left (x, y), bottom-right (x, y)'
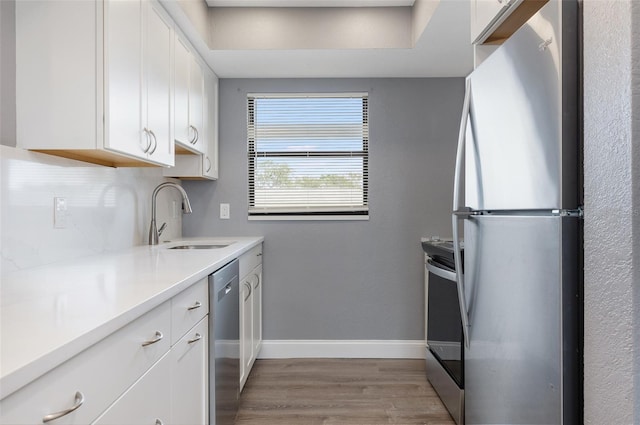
top-left (258, 340), bottom-right (426, 359)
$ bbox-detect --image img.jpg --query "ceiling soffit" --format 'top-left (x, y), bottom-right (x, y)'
top-left (206, 0), bottom-right (416, 6)
top-left (168, 0), bottom-right (472, 78)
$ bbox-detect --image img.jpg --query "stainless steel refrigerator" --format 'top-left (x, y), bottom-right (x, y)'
top-left (451, 1), bottom-right (582, 423)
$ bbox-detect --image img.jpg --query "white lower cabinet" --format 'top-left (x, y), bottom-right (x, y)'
top-left (239, 244), bottom-right (263, 391)
top-left (240, 274), bottom-right (253, 388)
top-left (92, 353), bottom-right (171, 425)
top-left (93, 281), bottom-right (209, 425)
top-left (170, 318), bottom-right (208, 425)
top-left (251, 265), bottom-right (263, 359)
top-left (0, 302), bottom-right (171, 425)
top-left (0, 280), bottom-right (209, 425)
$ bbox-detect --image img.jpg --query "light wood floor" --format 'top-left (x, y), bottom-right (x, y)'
top-left (236, 358), bottom-right (456, 425)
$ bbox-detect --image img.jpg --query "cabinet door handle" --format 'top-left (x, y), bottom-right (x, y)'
top-left (253, 273), bottom-right (261, 289)
top-left (193, 126), bottom-right (199, 143)
top-left (142, 330), bottom-right (164, 347)
top-left (142, 128), bottom-right (152, 153)
top-left (189, 125), bottom-right (198, 144)
top-left (187, 301), bottom-right (202, 311)
top-left (244, 282), bottom-right (252, 301)
top-left (155, 420), bottom-right (164, 425)
top-left (187, 333), bottom-right (202, 344)
top-left (148, 129), bottom-right (158, 155)
top-left (42, 391), bottom-right (85, 423)
top-left (205, 156), bottom-right (212, 172)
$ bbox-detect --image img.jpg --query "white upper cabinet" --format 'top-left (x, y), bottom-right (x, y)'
top-left (104, 0), bottom-right (143, 160)
top-left (189, 55), bottom-right (205, 153)
top-left (174, 37), bottom-right (191, 149)
top-left (203, 69), bottom-right (220, 179)
top-left (105, 0), bottom-right (174, 166)
top-left (173, 34), bottom-right (205, 154)
top-left (143, 1), bottom-right (175, 166)
top-left (164, 65), bottom-right (219, 180)
top-left (16, 0), bottom-right (174, 167)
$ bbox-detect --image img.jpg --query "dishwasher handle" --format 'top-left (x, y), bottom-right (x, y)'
top-left (218, 283), bottom-right (233, 301)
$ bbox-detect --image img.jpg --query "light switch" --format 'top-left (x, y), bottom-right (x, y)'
top-left (220, 203), bottom-right (230, 219)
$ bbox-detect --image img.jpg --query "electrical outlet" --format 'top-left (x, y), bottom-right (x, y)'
top-left (54, 197), bottom-right (67, 228)
top-left (220, 203), bottom-right (230, 219)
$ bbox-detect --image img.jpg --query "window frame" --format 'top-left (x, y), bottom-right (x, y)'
top-left (247, 92), bottom-right (369, 221)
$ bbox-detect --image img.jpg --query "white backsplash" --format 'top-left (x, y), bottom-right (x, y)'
top-left (1, 146), bottom-right (185, 272)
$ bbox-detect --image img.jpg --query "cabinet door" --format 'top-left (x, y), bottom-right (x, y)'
top-left (104, 0), bottom-right (146, 158)
top-left (92, 353), bottom-right (171, 425)
top-left (162, 66), bottom-right (218, 179)
top-left (251, 265), bottom-right (263, 362)
top-left (188, 56), bottom-right (205, 154)
top-left (239, 277), bottom-right (253, 390)
top-left (174, 36), bottom-right (191, 147)
top-left (203, 68), bottom-right (219, 179)
top-left (171, 318), bottom-right (208, 425)
top-left (144, 1), bottom-right (174, 166)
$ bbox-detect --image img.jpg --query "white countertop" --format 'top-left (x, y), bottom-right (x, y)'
top-left (0, 236), bottom-right (263, 400)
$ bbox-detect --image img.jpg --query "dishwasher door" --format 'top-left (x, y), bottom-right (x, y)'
top-left (209, 259), bottom-right (240, 425)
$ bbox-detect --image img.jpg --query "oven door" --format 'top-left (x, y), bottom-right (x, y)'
top-left (426, 259), bottom-right (464, 388)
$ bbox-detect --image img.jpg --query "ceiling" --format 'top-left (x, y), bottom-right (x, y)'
top-left (169, 0), bottom-right (473, 79)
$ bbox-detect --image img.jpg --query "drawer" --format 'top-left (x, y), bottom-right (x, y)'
top-left (239, 243), bottom-right (262, 279)
top-left (92, 352), bottom-right (171, 425)
top-left (171, 277), bottom-right (208, 344)
top-left (0, 301), bottom-right (171, 424)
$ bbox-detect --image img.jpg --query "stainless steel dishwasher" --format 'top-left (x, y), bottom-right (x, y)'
top-left (209, 259), bottom-right (239, 425)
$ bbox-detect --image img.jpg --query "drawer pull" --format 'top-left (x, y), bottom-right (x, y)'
top-left (42, 391), bottom-right (85, 423)
top-left (257, 252), bottom-right (262, 257)
top-left (187, 301), bottom-right (202, 311)
top-left (187, 333), bottom-right (202, 344)
top-left (142, 331), bottom-right (164, 347)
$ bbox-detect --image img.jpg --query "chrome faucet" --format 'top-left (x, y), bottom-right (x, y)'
top-left (149, 182), bottom-right (193, 245)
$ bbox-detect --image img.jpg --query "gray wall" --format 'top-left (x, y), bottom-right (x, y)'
top-left (183, 78), bottom-right (463, 340)
top-left (0, 0), bottom-right (16, 147)
top-left (583, 0), bottom-right (640, 423)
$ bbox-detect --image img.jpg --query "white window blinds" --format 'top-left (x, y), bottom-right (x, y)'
top-left (248, 93), bottom-right (369, 217)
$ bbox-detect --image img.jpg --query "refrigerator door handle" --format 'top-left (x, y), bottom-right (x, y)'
top-left (453, 79), bottom-right (471, 349)
top-left (453, 214), bottom-right (470, 349)
top-left (453, 79), bottom-right (471, 213)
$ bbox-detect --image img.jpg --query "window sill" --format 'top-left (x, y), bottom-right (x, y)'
top-left (248, 215), bottom-right (369, 221)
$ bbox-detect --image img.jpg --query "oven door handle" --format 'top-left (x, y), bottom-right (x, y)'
top-left (425, 260), bottom-right (457, 282)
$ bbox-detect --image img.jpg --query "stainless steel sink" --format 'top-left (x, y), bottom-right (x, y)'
top-left (168, 244), bottom-right (230, 250)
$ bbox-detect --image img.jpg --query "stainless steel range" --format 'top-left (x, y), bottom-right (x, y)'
top-left (422, 237), bottom-right (464, 424)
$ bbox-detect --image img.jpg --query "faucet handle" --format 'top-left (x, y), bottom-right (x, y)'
top-left (158, 222), bottom-right (167, 237)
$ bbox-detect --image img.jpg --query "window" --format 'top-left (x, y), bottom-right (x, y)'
top-left (247, 93), bottom-right (369, 219)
